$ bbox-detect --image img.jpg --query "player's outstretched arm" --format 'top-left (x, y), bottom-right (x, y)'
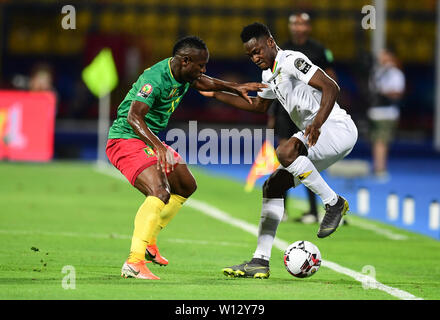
top-left (192, 74), bottom-right (267, 105)
top-left (199, 90), bottom-right (273, 114)
top-left (305, 69), bottom-right (340, 147)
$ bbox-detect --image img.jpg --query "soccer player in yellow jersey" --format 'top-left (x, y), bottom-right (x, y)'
top-left (107, 36), bottom-right (265, 280)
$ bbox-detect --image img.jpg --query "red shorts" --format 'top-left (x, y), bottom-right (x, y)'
top-left (106, 138), bottom-right (183, 185)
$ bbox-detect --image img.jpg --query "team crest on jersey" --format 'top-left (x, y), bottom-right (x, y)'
top-left (294, 58), bottom-right (312, 74)
top-left (277, 73), bottom-right (282, 83)
top-left (137, 83), bottom-right (153, 99)
top-left (144, 145), bottom-right (155, 157)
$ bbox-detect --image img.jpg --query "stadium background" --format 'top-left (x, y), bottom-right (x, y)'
top-left (1, 0), bottom-right (440, 301)
top-left (1, 0), bottom-right (436, 143)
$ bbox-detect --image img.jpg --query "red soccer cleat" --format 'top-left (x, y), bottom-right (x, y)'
top-left (121, 260), bottom-right (160, 280)
top-left (146, 244), bottom-right (169, 266)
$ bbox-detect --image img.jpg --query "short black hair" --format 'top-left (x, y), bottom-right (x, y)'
top-left (173, 36), bottom-right (207, 56)
top-left (240, 22), bottom-right (272, 43)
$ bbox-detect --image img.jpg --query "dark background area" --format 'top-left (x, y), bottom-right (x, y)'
top-left (0, 0), bottom-right (437, 159)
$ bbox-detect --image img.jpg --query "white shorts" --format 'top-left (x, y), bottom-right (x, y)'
top-left (281, 115), bottom-right (358, 186)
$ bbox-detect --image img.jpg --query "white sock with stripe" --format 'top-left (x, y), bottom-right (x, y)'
top-left (253, 198), bottom-right (284, 261)
top-left (285, 155), bottom-right (338, 205)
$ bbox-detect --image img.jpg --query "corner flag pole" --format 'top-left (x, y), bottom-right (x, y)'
top-left (435, 0), bottom-right (440, 151)
top-left (372, 0), bottom-right (386, 59)
top-left (81, 48), bottom-right (118, 167)
top-left (97, 93), bottom-right (110, 167)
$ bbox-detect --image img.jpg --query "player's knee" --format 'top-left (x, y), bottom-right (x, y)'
top-left (181, 180), bottom-right (197, 198)
top-left (150, 186), bottom-right (171, 204)
top-left (189, 180), bottom-right (197, 196)
top-left (276, 145), bottom-right (297, 168)
top-left (276, 140), bottom-right (307, 168)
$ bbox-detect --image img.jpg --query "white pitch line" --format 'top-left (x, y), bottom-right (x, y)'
top-left (294, 199), bottom-right (408, 241)
top-left (95, 166), bottom-right (422, 300)
top-left (166, 238), bottom-right (251, 247)
top-left (0, 229), bottom-right (250, 248)
top-left (0, 229), bottom-right (127, 239)
top-left (348, 219), bottom-right (408, 240)
top-left (97, 164), bottom-right (409, 241)
top-left (186, 198), bottom-right (422, 300)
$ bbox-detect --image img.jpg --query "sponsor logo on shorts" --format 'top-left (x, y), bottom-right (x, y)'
top-left (137, 83), bottom-right (153, 99)
top-left (294, 58), bottom-right (312, 74)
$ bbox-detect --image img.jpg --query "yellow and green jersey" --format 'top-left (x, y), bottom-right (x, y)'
top-left (108, 58), bottom-right (190, 139)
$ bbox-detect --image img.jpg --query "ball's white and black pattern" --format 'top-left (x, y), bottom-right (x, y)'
top-left (283, 240), bottom-right (321, 278)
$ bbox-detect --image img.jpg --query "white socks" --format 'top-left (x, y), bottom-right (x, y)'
top-left (253, 156), bottom-right (338, 262)
top-left (253, 198), bottom-right (284, 261)
top-left (285, 155), bottom-right (338, 206)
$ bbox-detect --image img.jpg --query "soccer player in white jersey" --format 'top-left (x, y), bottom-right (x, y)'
top-left (200, 22), bottom-right (358, 278)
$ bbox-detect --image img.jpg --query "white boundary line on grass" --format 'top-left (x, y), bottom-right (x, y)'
top-left (186, 198), bottom-right (422, 301)
top-left (95, 165), bottom-right (422, 300)
top-left (96, 165), bottom-right (408, 241)
top-left (348, 219), bottom-right (408, 241)
top-left (294, 200), bottom-right (409, 241)
top-left (0, 229), bottom-right (250, 248)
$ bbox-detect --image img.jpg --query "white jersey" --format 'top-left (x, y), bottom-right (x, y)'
top-left (258, 49), bottom-right (348, 131)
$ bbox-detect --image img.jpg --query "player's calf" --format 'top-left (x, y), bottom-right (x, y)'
top-left (262, 169), bottom-right (294, 198)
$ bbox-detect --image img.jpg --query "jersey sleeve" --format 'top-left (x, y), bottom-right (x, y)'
top-left (284, 51), bottom-right (319, 84)
top-left (133, 76), bottom-right (160, 107)
top-left (257, 78), bottom-right (276, 100)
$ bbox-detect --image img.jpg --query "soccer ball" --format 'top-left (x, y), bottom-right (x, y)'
top-left (283, 240), bottom-right (321, 278)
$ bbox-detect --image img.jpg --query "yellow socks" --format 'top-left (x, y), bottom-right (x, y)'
top-left (127, 194), bottom-right (187, 263)
top-left (148, 194), bottom-right (187, 245)
top-left (128, 196), bottom-right (165, 263)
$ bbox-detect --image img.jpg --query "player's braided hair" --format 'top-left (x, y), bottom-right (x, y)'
top-left (240, 22), bottom-right (272, 43)
top-left (173, 36), bottom-right (207, 56)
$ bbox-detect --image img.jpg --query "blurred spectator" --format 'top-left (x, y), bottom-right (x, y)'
top-left (28, 63), bottom-right (58, 117)
top-left (29, 63), bottom-right (54, 92)
top-left (368, 48), bottom-right (405, 178)
top-left (267, 12), bottom-right (336, 224)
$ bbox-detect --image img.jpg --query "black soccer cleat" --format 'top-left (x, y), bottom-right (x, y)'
top-left (222, 259), bottom-right (270, 279)
top-left (317, 196), bottom-right (349, 238)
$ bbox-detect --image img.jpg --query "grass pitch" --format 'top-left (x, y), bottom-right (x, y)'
top-left (0, 162), bottom-right (439, 300)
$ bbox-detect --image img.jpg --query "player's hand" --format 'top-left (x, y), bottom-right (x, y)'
top-left (154, 143), bottom-right (174, 174)
top-left (234, 82), bottom-right (268, 104)
top-left (304, 124), bottom-right (321, 147)
top-left (198, 90), bottom-right (215, 98)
